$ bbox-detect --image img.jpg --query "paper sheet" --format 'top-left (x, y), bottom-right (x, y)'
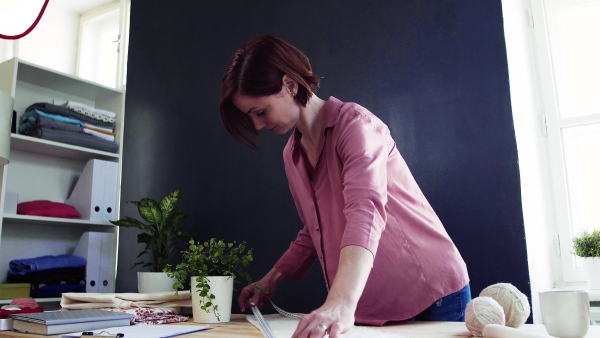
top-left (247, 314), bottom-right (407, 338)
top-left (60, 323), bottom-right (211, 338)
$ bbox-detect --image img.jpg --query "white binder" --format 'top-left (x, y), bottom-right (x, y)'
top-left (66, 159), bottom-right (118, 221)
top-left (98, 231), bottom-right (115, 292)
top-left (101, 161), bottom-right (118, 222)
top-left (73, 231), bottom-right (115, 293)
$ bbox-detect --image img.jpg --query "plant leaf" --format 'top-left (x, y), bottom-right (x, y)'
top-left (135, 198), bottom-right (162, 224)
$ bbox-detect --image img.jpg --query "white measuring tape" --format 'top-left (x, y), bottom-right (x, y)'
top-left (250, 300), bottom-right (304, 338)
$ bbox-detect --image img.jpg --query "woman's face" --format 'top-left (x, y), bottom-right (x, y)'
top-left (232, 80), bottom-right (299, 134)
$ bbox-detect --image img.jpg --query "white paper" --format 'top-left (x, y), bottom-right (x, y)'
top-left (60, 323), bottom-right (211, 338)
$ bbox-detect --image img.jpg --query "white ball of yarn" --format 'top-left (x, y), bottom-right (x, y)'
top-left (465, 296), bottom-right (506, 336)
top-left (480, 283), bottom-right (530, 328)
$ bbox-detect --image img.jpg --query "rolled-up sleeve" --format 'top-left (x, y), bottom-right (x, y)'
top-left (336, 109), bottom-right (388, 257)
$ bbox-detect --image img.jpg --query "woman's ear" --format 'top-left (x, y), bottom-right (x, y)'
top-left (282, 74), bottom-right (298, 96)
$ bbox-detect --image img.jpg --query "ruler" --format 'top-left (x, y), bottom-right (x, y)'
top-left (251, 300), bottom-right (303, 338)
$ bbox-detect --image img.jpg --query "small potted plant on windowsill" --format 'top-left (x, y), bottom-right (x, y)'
top-left (164, 238), bottom-right (253, 323)
top-left (572, 229), bottom-right (600, 289)
top-left (110, 189), bottom-right (192, 293)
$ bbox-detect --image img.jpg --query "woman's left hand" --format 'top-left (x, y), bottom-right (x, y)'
top-left (291, 298), bottom-right (355, 338)
top-left (291, 245), bottom-right (374, 337)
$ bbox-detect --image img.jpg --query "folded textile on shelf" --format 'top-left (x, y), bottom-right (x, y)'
top-left (24, 127), bottom-right (119, 153)
top-left (60, 291), bottom-right (192, 310)
top-left (102, 307), bottom-right (189, 325)
top-left (17, 200), bottom-right (81, 218)
top-left (26, 102), bottom-right (115, 128)
top-left (31, 284), bottom-right (85, 298)
top-left (63, 101), bottom-right (117, 122)
top-left (83, 128), bottom-right (115, 142)
top-left (7, 267), bottom-right (86, 285)
top-left (9, 255), bottom-right (86, 275)
top-left (7, 266), bottom-right (86, 297)
top-left (19, 110), bottom-right (84, 134)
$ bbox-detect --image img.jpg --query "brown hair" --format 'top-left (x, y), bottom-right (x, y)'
top-left (220, 35), bottom-right (320, 149)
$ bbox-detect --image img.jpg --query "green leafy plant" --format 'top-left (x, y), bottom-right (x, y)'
top-left (109, 189), bottom-right (191, 272)
top-left (572, 229), bottom-right (600, 258)
top-left (165, 238), bottom-right (253, 321)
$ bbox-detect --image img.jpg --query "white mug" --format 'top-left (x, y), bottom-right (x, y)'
top-left (539, 290), bottom-right (590, 338)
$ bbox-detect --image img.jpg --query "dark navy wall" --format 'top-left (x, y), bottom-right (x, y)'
top-left (119, 0), bottom-right (530, 317)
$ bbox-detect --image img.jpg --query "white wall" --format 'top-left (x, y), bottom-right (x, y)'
top-left (501, 0), bottom-right (557, 323)
top-left (0, 1), bottom-right (80, 75)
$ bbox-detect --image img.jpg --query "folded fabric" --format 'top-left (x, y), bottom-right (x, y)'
top-left (25, 127), bottom-right (119, 153)
top-left (7, 267), bottom-right (86, 288)
top-left (84, 125), bottom-right (115, 136)
top-left (17, 200), bottom-right (81, 218)
top-left (103, 307), bottom-right (189, 325)
top-left (19, 110), bottom-right (84, 134)
top-left (25, 102), bottom-right (115, 128)
top-left (84, 123), bottom-right (114, 133)
top-left (34, 109), bottom-right (84, 126)
top-left (83, 127), bottom-right (115, 142)
top-left (31, 284), bottom-right (85, 298)
top-left (0, 306), bottom-right (44, 319)
top-left (64, 101), bottom-right (117, 121)
top-left (60, 291), bottom-right (192, 310)
top-left (9, 255), bottom-right (86, 275)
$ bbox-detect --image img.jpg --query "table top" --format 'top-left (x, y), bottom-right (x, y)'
top-left (2, 314), bottom-right (600, 338)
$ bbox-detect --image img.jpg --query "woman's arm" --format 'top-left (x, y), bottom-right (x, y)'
top-left (238, 267), bottom-right (286, 312)
top-left (292, 244), bottom-right (373, 338)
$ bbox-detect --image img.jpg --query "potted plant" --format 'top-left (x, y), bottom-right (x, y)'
top-left (165, 238), bottom-right (253, 323)
top-left (572, 229), bottom-right (600, 289)
top-left (110, 189), bottom-right (191, 293)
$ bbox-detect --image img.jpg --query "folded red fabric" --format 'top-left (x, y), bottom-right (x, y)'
top-left (17, 200), bottom-right (81, 218)
top-left (0, 307), bottom-right (44, 319)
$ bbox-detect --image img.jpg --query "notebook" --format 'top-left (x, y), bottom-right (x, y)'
top-left (11, 309), bottom-right (132, 335)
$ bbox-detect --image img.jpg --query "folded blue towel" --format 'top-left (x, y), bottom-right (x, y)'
top-left (9, 254), bottom-right (86, 275)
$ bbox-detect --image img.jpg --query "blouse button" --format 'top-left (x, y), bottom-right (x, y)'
top-left (316, 227), bottom-right (320, 232)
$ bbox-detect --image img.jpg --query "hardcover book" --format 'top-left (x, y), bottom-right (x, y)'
top-left (11, 309), bottom-right (132, 335)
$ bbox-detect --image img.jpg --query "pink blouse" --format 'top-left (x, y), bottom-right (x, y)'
top-left (274, 97), bottom-right (469, 325)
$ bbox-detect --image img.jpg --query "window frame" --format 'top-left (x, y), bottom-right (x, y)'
top-left (530, 0), bottom-right (600, 284)
top-left (75, 0), bottom-right (130, 90)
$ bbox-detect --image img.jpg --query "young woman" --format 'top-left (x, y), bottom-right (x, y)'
top-left (220, 35), bottom-right (470, 338)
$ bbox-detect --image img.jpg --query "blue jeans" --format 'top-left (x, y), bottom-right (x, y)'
top-left (413, 284), bottom-right (471, 321)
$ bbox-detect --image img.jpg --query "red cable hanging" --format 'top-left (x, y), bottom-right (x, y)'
top-left (0, 0), bottom-right (50, 40)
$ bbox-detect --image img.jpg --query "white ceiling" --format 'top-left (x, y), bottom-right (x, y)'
top-left (52, 0), bottom-right (116, 14)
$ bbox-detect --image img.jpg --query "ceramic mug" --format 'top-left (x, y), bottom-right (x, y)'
top-left (539, 290), bottom-right (590, 338)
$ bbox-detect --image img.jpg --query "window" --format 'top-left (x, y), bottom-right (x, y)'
top-left (532, 0), bottom-right (600, 283)
top-left (77, 0), bottom-right (130, 89)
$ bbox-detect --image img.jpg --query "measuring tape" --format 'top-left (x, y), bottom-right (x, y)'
top-left (250, 300), bottom-right (303, 338)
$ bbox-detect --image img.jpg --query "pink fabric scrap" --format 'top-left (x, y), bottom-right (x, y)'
top-left (102, 307), bottom-right (189, 325)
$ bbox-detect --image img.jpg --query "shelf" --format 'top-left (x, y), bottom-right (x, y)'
top-left (17, 59), bottom-right (124, 100)
top-left (2, 214), bottom-right (114, 228)
top-left (10, 134), bottom-right (119, 161)
top-left (0, 297), bottom-right (60, 304)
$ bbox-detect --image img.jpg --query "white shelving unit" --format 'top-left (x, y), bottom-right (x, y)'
top-left (0, 58), bottom-right (124, 307)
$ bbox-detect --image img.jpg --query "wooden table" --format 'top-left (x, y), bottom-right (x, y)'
top-left (2, 314), bottom-right (600, 337)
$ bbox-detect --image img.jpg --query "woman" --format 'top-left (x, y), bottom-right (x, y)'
top-left (220, 35), bottom-right (470, 338)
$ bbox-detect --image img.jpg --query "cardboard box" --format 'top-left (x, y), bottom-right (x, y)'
top-left (0, 283), bottom-right (30, 299)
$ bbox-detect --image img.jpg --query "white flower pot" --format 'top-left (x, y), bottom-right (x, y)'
top-left (137, 271), bottom-right (176, 293)
top-left (583, 257), bottom-right (600, 290)
top-left (190, 276), bottom-right (234, 323)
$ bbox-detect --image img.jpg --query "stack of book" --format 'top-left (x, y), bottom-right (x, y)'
top-left (11, 309), bottom-right (133, 335)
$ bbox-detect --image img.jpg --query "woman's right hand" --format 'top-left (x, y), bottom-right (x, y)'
top-left (238, 268), bottom-right (285, 312)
